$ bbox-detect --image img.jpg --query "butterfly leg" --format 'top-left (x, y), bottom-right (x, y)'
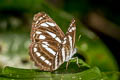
top-left (66, 61), bottom-right (70, 70)
top-left (71, 57), bottom-right (80, 67)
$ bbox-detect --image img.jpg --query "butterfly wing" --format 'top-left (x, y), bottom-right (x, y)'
top-left (29, 12), bottom-right (65, 71)
top-left (54, 19), bottom-right (76, 69)
top-left (61, 19), bottom-right (76, 62)
top-left (66, 19), bottom-right (76, 49)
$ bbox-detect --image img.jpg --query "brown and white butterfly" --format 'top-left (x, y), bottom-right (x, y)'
top-left (29, 12), bottom-right (77, 71)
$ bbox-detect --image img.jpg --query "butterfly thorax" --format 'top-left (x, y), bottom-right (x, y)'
top-left (65, 48), bottom-right (77, 62)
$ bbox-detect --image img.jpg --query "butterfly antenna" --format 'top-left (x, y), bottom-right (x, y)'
top-left (78, 34), bottom-right (81, 42)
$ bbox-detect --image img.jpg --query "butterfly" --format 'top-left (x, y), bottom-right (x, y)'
top-left (29, 12), bottom-right (77, 71)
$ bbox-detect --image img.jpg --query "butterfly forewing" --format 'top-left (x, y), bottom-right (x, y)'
top-left (60, 19), bottom-right (76, 62)
top-left (29, 12), bottom-right (65, 71)
top-left (54, 19), bottom-right (76, 68)
top-left (66, 19), bottom-right (76, 49)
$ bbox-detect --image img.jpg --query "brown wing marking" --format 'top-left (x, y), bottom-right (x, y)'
top-left (29, 12), bottom-right (65, 71)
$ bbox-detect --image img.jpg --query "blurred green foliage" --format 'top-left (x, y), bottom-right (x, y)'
top-left (64, 0), bottom-right (120, 26)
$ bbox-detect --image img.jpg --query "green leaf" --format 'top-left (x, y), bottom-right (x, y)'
top-left (0, 59), bottom-right (103, 80)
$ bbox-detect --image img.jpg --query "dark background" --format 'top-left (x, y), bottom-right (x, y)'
top-left (48, 0), bottom-right (120, 69)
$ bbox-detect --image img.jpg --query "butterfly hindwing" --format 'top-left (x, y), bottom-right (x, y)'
top-left (29, 12), bottom-right (65, 71)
